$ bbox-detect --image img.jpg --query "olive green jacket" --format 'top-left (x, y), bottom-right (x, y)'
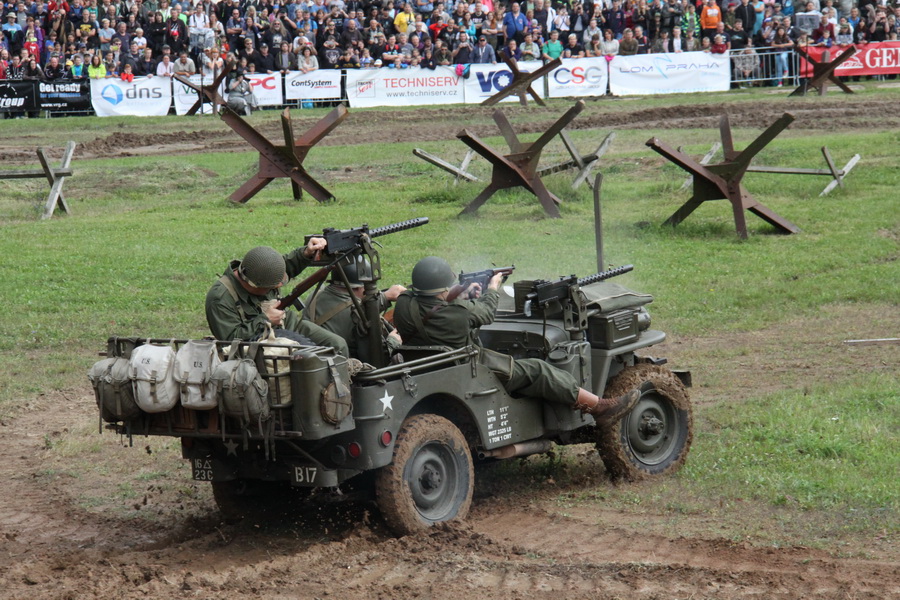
top-left (205, 247), bottom-right (312, 341)
top-left (303, 284), bottom-right (400, 360)
top-left (394, 289), bottom-right (500, 348)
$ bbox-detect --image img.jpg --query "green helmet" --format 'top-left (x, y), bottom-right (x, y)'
top-left (332, 260), bottom-right (364, 288)
top-left (411, 256), bottom-right (455, 296)
top-left (239, 246), bottom-right (286, 288)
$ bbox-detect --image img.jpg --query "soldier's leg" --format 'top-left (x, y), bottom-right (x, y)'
top-left (501, 358), bottom-right (580, 405)
top-left (501, 358), bottom-right (639, 425)
top-left (293, 319), bottom-right (350, 357)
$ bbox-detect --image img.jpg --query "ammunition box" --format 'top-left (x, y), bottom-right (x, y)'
top-left (588, 309), bottom-right (639, 349)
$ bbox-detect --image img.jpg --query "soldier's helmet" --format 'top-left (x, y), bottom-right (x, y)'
top-left (331, 259), bottom-right (365, 288)
top-left (239, 246), bottom-right (287, 289)
top-left (411, 256), bottom-right (455, 296)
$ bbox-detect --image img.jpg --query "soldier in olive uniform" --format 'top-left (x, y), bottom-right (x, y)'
top-left (302, 259), bottom-right (406, 362)
top-left (394, 257), bottom-right (639, 425)
top-left (205, 243), bottom-right (349, 357)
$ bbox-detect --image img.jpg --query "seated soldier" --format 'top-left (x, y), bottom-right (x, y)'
top-left (205, 242), bottom-right (349, 356)
top-left (394, 257), bottom-right (640, 425)
top-left (302, 259), bottom-right (406, 362)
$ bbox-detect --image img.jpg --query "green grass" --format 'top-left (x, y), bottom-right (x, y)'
top-left (0, 88), bottom-right (898, 549)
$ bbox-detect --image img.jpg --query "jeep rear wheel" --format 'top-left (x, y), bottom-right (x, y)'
top-left (596, 364), bottom-right (693, 481)
top-left (375, 414), bottom-right (474, 536)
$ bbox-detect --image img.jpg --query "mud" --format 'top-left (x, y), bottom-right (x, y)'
top-left (5, 97), bottom-right (896, 164)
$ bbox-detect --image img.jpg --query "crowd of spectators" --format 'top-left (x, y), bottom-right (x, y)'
top-left (1, 0), bottom-right (898, 87)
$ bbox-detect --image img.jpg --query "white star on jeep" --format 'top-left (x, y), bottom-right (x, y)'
top-left (379, 390), bottom-right (394, 412)
top-left (223, 439), bottom-right (238, 457)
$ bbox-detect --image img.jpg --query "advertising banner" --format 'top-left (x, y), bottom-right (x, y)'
top-left (609, 51), bottom-right (730, 96)
top-left (547, 57), bottom-right (609, 98)
top-left (173, 74), bottom-right (222, 115)
top-left (799, 42), bottom-right (900, 77)
top-left (0, 80), bottom-right (38, 112)
top-left (284, 70), bottom-right (342, 100)
top-left (463, 62), bottom-right (540, 104)
top-left (91, 76), bottom-right (173, 117)
top-left (38, 80), bottom-right (91, 111)
top-left (345, 66), bottom-right (463, 108)
top-left (244, 72), bottom-right (284, 106)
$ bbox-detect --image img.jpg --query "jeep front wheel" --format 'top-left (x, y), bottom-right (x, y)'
top-left (375, 414), bottom-right (474, 536)
top-left (596, 364), bottom-right (693, 481)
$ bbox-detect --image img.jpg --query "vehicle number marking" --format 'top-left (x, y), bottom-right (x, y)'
top-left (294, 466), bottom-right (318, 484)
top-left (486, 405), bottom-right (513, 444)
top-left (192, 458), bottom-right (214, 481)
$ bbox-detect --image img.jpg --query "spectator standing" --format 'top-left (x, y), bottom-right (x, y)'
top-left (734, 0), bottom-right (756, 34)
top-left (451, 30), bottom-right (473, 63)
top-left (165, 7), bottom-right (188, 53)
top-left (700, 0), bottom-right (722, 40)
top-left (481, 11), bottom-right (500, 49)
top-left (600, 28), bottom-right (619, 56)
top-left (393, 3), bottom-right (414, 35)
top-left (156, 52), bottom-right (174, 75)
top-left (274, 40), bottom-right (296, 71)
top-left (471, 33), bottom-right (495, 62)
top-left (136, 46), bottom-right (155, 75)
top-left (173, 49), bottom-right (195, 74)
top-left (681, 2), bottom-right (701, 38)
top-left (541, 28), bottom-right (562, 59)
top-left (618, 27), bottom-right (638, 54)
top-left (256, 43), bottom-right (275, 72)
top-left (86, 51), bottom-right (105, 76)
top-left (43, 53), bottom-right (66, 78)
top-left (298, 45), bottom-right (317, 71)
top-left (520, 31), bottom-right (540, 60)
top-left (562, 32), bottom-right (584, 57)
top-left (502, 2), bottom-right (528, 44)
top-left (730, 19), bottom-right (749, 49)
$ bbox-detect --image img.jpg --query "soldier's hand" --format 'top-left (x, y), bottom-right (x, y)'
top-left (388, 330), bottom-right (402, 343)
top-left (488, 272), bottom-right (505, 290)
top-left (262, 300), bottom-right (285, 327)
top-left (304, 236), bottom-right (327, 259)
top-left (384, 284), bottom-right (407, 301)
top-left (462, 282), bottom-right (482, 299)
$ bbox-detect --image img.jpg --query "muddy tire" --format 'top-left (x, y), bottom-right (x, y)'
top-left (375, 414), bottom-right (474, 536)
top-left (596, 364), bottom-right (693, 481)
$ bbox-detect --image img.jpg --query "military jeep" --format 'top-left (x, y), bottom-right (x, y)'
top-left (91, 221), bottom-right (692, 536)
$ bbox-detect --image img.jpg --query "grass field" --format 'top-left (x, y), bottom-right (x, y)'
top-left (0, 87), bottom-right (897, 553)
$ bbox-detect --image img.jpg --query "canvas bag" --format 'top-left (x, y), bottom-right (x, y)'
top-left (129, 343), bottom-right (180, 413)
top-left (259, 324), bottom-right (300, 406)
top-left (174, 340), bottom-right (221, 410)
top-left (88, 357), bottom-right (141, 422)
top-left (211, 358), bottom-right (270, 423)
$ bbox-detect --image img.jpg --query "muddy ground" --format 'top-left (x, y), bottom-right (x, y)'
top-left (1, 99), bottom-right (898, 599)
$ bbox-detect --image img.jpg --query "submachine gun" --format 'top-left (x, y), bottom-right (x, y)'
top-left (277, 217), bottom-right (429, 367)
top-left (447, 266), bottom-right (516, 301)
top-left (517, 264), bottom-right (634, 337)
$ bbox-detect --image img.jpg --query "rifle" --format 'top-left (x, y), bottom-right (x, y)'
top-left (277, 217), bottom-right (430, 311)
top-left (447, 266), bottom-right (515, 301)
top-left (526, 264), bottom-right (633, 310)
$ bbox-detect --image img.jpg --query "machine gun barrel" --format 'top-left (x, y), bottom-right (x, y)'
top-left (369, 217), bottom-right (430, 239)
top-left (576, 264), bottom-right (634, 287)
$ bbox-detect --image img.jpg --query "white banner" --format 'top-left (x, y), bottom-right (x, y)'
top-left (464, 62), bottom-right (540, 104)
top-left (90, 76), bottom-right (172, 117)
top-left (547, 57), bottom-right (609, 98)
top-left (609, 52), bottom-right (730, 96)
top-left (345, 66), bottom-right (463, 108)
top-left (284, 70), bottom-right (342, 101)
top-left (173, 74), bottom-right (222, 115)
top-left (243, 73), bottom-right (283, 106)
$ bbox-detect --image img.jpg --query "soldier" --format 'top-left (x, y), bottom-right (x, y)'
top-left (205, 242), bottom-right (349, 357)
top-left (394, 257), bottom-right (640, 425)
top-left (302, 258), bottom-right (406, 363)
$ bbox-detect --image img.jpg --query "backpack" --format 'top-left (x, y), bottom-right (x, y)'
top-left (129, 343), bottom-right (180, 413)
top-left (259, 324), bottom-right (300, 406)
top-left (88, 357), bottom-right (141, 422)
top-left (174, 340), bottom-right (221, 410)
top-left (211, 358), bottom-right (270, 424)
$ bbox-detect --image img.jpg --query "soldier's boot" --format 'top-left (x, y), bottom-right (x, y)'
top-left (575, 388), bottom-right (641, 425)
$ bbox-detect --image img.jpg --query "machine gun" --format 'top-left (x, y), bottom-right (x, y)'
top-left (521, 264), bottom-right (634, 335)
top-left (279, 217), bottom-right (430, 311)
top-left (447, 266), bottom-right (515, 301)
top-left (303, 217), bottom-right (430, 256)
top-left (527, 264), bottom-right (634, 310)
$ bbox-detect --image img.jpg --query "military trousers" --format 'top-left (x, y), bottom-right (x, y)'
top-left (496, 358), bottom-right (580, 406)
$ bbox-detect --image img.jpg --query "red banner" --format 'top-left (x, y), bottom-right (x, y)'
top-left (799, 42), bottom-right (900, 77)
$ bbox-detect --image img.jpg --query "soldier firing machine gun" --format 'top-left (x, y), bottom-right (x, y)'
top-left (277, 217), bottom-right (429, 368)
